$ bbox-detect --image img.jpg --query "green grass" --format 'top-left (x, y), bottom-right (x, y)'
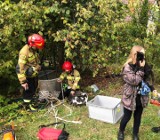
top-left (8, 97), bottom-right (160, 140)
top-left (2, 81), bottom-right (160, 140)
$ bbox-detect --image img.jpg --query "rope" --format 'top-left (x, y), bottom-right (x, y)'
top-left (45, 101), bottom-right (82, 125)
top-left (39, 90), bottom-right (82, 125)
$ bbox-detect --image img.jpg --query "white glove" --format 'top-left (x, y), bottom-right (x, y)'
top-left (57, 78), bottom-right (62, 82)
top-left (71, 90), bottom-right (75, 95)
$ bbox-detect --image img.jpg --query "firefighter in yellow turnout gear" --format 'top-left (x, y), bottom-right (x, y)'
top-left (57, 61), bottom-right (81, 100)
top-left (16, 34), bottom-right (45, 112)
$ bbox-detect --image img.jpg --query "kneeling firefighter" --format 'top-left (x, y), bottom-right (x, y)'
top-left (57, 61), bottom-right (81, 101)
top-left (16, 34), bottom-right (45, 112)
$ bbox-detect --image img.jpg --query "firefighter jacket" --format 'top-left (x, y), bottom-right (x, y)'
top-left (16, 44), bottom-right (41, 84)
top-left (59, 69), bottom-right (81, 90)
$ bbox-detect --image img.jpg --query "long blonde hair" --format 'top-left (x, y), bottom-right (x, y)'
top-left (124, 45), bottom-right (144, 66)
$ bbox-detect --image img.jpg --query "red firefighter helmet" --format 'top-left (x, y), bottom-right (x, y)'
top-left (28, 34), bottom-right (45, 49)
top-left (62, 61), bottom-right (73, 71)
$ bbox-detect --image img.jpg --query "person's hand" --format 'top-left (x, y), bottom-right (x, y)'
top-left (70, 90), bottom-right (75, 95)
top-left (37, 65), bottom-right (41, 71)
top-left (57, 78), bottom-right (62, 82)
top-left (34, 65), bottom-right (41, 72)
top-left (21, 83), bottom-right (29, 90)
top-left (139, 59), bottom-right (145, 67)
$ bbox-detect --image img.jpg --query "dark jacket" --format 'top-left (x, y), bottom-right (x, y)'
top-left (143, 63), bottom-right (155, 91)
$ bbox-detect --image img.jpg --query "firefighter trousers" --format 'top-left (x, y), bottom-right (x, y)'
top-left (23, 77), bottom-right (38, 101)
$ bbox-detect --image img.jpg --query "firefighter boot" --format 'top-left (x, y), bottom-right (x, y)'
top-left (23, 102), bottom-right (38, 112)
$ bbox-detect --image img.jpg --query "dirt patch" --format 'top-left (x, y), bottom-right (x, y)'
top-left (81, 73), bottom-right (123, 96)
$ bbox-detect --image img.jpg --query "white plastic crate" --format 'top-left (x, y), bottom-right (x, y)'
top-left (86, 95), bottom-right (124, 124)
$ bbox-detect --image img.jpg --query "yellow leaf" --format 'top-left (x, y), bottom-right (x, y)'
top-left (75, 40), bottom-right (79, 45)
top-left (71, 45), bottom-right (74, 49)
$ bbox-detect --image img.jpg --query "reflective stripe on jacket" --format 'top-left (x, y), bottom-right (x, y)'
top-left (59, 69), bottom-right (81, 90)
top-left (16, 45), bottom-right (40, 84)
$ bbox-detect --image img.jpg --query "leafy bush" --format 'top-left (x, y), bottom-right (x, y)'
top-left (0, 0), bottom-right (160, 94)
top-left (0, 95), bottom-right (20, 124)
